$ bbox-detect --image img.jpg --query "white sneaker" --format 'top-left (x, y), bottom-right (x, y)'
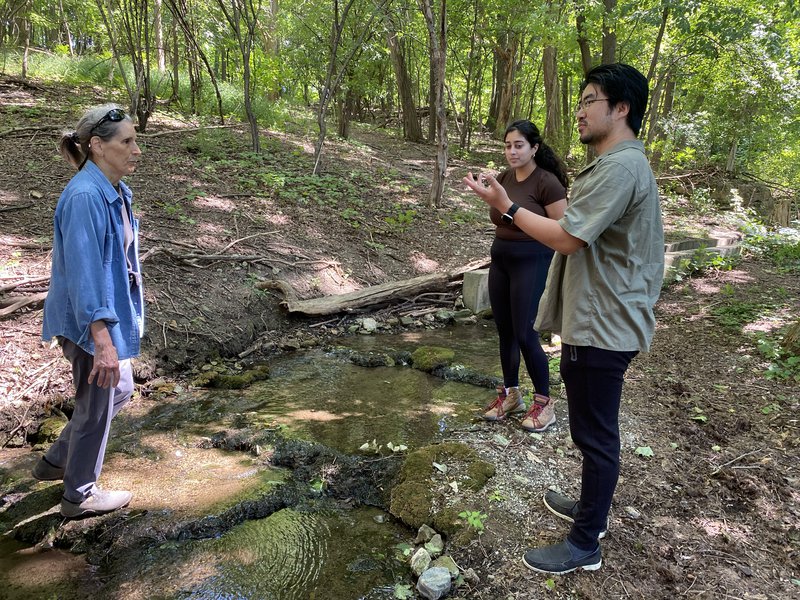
top-left (60, 489), bottom-right (132, 518)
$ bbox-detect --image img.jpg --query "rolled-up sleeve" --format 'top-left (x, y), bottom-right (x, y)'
top-left (59, 191), bottom-right (119, 347)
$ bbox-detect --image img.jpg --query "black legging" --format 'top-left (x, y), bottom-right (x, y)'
top-left (488, 237), bottom-right (554, 396)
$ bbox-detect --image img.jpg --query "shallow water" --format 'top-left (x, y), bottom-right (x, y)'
top-left (97, 506), bottom-right (409, 600)
top-left (0, 323), bottom-right (507, 599)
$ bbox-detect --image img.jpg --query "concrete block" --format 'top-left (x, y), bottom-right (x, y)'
top-left (463, 269), bottom-right (490, 313)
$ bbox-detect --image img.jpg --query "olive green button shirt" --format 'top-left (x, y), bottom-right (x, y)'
top-left (535, 140), bottom-right (664, 352)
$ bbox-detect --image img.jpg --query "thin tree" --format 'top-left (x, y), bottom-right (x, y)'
top-left (166, 0), bottom-right (225, 123)
top-left (418, 0), bottom-right (447, 207)
top-left (95, 0), bottom-right (156, 131)
top-left (312, 0), bottom-right (388, 174)
top-left (214, 0), bottom-right (262, 152)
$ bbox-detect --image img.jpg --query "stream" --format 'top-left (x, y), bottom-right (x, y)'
top-left (0, 321), bottom-right (511, 599)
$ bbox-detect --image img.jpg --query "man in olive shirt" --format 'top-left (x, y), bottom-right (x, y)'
top-left (464, 63), bottom-right (664, 574)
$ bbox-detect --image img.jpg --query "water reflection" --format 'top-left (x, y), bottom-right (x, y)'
top-left (131, 507), bottom-right (407, 599)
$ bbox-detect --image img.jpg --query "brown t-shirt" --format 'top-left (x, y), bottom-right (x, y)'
top-left (490, 167), bottom-right (566, 241)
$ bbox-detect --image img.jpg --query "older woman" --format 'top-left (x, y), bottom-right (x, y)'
top-left (35, 104), bottom-right (143, 518)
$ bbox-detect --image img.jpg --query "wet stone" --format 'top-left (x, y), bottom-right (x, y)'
top-left (424, 533), bottom-right (444, 558)
top-left (431, 555), bottom-right (459, 577)
top-left (411, 547), bottom-right (432, 576)
top-left (416, 566), bottom-right (452, 600)
top-left (415, 524), bottom-right (437, 544)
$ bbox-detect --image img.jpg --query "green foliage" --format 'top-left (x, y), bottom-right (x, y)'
top-left (384, 207), bottom-right (417, 233)
top-left (710, 299), bottom-right (769, 330)
top-left (757, 336), bottom-right (800, 383)
top-left (488, 489), bottom-right (506, 502)
top-left (743, 229), bottom-right (800, 274)
top-left (393, 583), bottom-right (414, 599)
top-left (690, 407), bottom-right (708, 424)
top-left (458, 510), bottom-right (487, 533)
top-left (669, 246), bottom-right (739, 283)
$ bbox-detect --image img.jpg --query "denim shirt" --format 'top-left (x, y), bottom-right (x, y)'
top-left (42, 161), bottom-right (144, 359)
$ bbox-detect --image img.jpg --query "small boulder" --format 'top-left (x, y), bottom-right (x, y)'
top-left (415, 524), bottom-right (437, 544)
top-left (411, 547), bottom-right (432, 577)
top-left (416, 567), bottom-right (452, 600)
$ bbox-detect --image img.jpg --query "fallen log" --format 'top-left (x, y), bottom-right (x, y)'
top-left (0, 292), bottom-right (47, 318)
top-left (256, 257), bottom-right (489, 316)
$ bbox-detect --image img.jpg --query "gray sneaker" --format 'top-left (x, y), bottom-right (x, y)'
top-left (32, 457), bottom-right (65, 481)
top-left (522, 539), bottom-right (602, 575)
top-left (60, 489), bottom-right (132, 518)
top-left (543, 489), bottom-right (608, 539)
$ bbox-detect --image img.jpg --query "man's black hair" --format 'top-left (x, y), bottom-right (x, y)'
top-left (580, 63), bottom-right (649, 136)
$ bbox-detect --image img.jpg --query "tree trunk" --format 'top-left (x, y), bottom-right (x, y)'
top-left (575, 8), bottom-right (592, 74)
top-left (601, 0), bottom-right (616, 65)
top-left (649, 73), bottom-right (674, 171)
top-left (542, 45), bottom-right (560, 148)
top-left (725, 139), bottom-right (738, 173)
top-left (385, 22), bottom-right (423, 142)
top-left (170, 17), bottom-right (179, 101)
top-left (459, 0), bottom-right (480, 150)
top-left (154, 0), bottom-right (165, 71)
top-left (640, 6), bottom-right (669, 136)
top-left (21, 19), bottom-right (29, 78)
top-left (167, 0), bottom-right (225, 123)
top-left (314, 0), bottom-right (388, 174)
top-left (336, 88), bottom-right (354, 139)
top-left (57, 0), bottom-right (74, 56)
top-left (490, 30), bottom-right (517, 137)
top-left (419, 0), bottom-right (447, 207)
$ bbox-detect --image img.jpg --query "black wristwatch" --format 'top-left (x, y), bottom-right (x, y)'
top-left (501, 203), bottom-right (520, 224)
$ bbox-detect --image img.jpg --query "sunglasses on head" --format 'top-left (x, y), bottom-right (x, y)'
top-left (78, 108), bottom-right (127, 170)
top-left (92, 108), bottom-right (126, 133)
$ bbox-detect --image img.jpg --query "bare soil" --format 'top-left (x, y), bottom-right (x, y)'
top-left (1, 76), bottom-right (798, 599)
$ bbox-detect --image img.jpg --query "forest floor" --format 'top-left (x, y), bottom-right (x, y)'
top-left (1, 76), bottom-right (798, 599)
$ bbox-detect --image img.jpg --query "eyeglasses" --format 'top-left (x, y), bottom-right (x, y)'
top-left (91, 108), bottom-right (126, 133)
top-left (575, 97), bottom-right (609, 112)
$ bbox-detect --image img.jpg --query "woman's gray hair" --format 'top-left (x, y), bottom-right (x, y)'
top-left (58, 103), bottom-right (132, 170)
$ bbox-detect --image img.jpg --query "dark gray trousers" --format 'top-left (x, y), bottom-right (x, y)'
top-left (44, 338), bottom-right (133, 503)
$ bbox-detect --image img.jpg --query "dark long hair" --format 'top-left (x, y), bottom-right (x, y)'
top-left (504, 119), bottom-right (569, 190)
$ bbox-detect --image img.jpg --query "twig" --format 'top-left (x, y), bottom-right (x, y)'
top-left (2, 401), bottom-right (34, 448)
top-left (217, 231), bottom-right (280, 254)
top-left (136, 124), bottom-right (242, 138)
top-left (0, 202), bottom-right (35, 212)
top-left (309, 317), bottom-right (340, 328)
top-left (711, 448), bottom-right (764, 476)
top-left (0, 275), bottom-right (50, 294)
top-left (0, 292), bottom-right (47, 317)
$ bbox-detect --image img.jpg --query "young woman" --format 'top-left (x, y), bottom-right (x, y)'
top-left (36, 104), bottom-right (144, 518)
top-left (482, 120), bottom-right (568, 432)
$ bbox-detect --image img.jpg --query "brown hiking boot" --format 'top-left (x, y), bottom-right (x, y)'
top-left (483, 386), bottom-right (526, 421)
top-left (521, 394), bottom-right (556, 432)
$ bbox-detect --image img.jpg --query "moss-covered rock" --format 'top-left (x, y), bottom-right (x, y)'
top-left (193, 364), bottom-right (271, 389)
top-left (389, 442), bottom-right (495, 533)
top-left (37, 415), bottom-right (68, 443)
top-left (410, 346), bottom-right (455, 372)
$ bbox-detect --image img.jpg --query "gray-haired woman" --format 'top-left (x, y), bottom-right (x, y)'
top-left (35, 104), bottom-right (144, 518)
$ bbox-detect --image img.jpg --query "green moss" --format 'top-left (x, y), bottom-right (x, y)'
top-left (37, 416), bottom-right (68, 443)
top-left (389, 442), bottom-right (495, 532)
top-left (194, 365), bottom-right (271, 389)
top-left (410, 346), bottom-right (455, 372)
